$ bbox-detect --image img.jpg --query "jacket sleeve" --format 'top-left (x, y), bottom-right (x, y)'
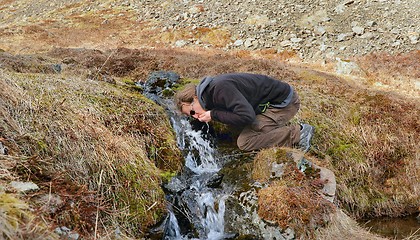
top-left (210, 85), bottom-right (256, 126)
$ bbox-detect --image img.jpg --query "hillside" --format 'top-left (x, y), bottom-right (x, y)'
top-left (0, 1), bottom-right (419, 239)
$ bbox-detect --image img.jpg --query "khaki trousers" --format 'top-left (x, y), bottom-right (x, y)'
top-left (237, 91), bottom-right (301, 151)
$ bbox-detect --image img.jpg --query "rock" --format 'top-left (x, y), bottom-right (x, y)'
top-left (283, 227), bottom-right (295, 240)
top-left (244, 15), bottom-right (270, 26)
top-left (290, 37), bottom-right (303, 43)
top-left (280, 40), bottom-right (292, 47)
top-left (352, 26), bottom-right (364, 35)
top-left (317, 166), bottom-right (337, 202)
top-left (55, 226), bottom-right (80, 240)
top-left (244, 38), bottom-right (254, 48)
top-left (335, 58), bottom-right (364, 76)
top-left (408, 32), bottom-right (419, 44)
top-left (360, 32), bottom-right (375, 39)
top-left (0, 141), bottom-right (8, 155)
top-left (314, 26), bottom-right (326, 36)
top-left (205, 173), bottom-right (224, 188)
top-left (163, 177), bottom-right (187, 193)
top-left (9, 181), bottom-right (39, 193)
top-left (233, 39), bottom-right (244, 46)
top-left (175, 40), bottom-right (188, 47)
top-left (298, 9), bottom-right (330, 28)
top-left (271, 162), bottom-right (285, 179)
top-left (337, 33), bottom-right (352, 42)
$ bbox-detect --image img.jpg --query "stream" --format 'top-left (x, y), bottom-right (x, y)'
top-left (140, 71), bottom-right (420, 240)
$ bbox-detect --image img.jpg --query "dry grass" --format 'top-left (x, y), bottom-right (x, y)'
top-left (294, 67), bottom-right (420, 219)
top-left (253, 148), bottom-right (336, 238)
top-left (0, 45), bottom-right (418, 239)
top-left (0, 193), bottom-right (59, 240)
top-left (0, 67), bottom-right (183, 238)
top-left (315, 209), bottom-right (387, 240)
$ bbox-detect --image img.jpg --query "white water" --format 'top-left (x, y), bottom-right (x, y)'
top-left (168, 116), bottom-right (227, 240)
top-left (173, 118), bottom-right (220, 174)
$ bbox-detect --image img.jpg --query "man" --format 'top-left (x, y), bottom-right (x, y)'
top-left (175, 72), bottom-right (314, 152)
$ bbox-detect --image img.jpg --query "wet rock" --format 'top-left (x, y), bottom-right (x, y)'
top-left (163, 177), bottom-right (187, 194)
top-left (205, 173), bottom-right (224, 188)
top-left (139, 71), bottom-right (180, 102)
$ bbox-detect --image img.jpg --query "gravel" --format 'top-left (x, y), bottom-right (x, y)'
top-left (0, 0), bottom-right (419, 61)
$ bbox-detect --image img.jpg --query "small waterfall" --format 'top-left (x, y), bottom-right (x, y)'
top-left (165, 211), bottom-right (182, 240)
top-left (167, 111), bottom-right (228, 239)
top-left (138, 71), bottom-right (229, 239)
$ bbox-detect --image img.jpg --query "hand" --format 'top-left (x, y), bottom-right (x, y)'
top-left (197, 111), bottom-right (212, 122)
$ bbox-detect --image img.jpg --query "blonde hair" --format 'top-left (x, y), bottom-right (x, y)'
top-left (174, 83), bottom-right (196, 111)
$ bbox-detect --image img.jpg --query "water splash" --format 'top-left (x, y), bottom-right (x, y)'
top-left (166, 110), bottom-right (227, 239)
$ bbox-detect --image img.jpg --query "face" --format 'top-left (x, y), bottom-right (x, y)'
top-left (180, 98), bottom-right (204, 119)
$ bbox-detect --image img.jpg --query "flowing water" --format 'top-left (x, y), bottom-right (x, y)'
top-left (141, 71), bottom-right (420, 240)
top-left (164, 110), bottom-right (230, 239)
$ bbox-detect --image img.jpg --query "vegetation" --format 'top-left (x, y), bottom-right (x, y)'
top-left (0, 64), bottom-right (183, 238)
top-left (0, 47), bottom-right (418, 239)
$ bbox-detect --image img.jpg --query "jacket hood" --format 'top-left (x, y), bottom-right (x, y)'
top-left (196, 76), bottom-right (213, 109)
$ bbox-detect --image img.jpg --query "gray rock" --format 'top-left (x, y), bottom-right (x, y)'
top-left (335, 58), bottom-right (363, 75)
top-left (233, 39), bottom-right (244, 46)
top-left (352, 26), bottom-right (365, 35)
top-left (408, 32), bottom-right (419, 44)
top-left (317, 166), bottom-right (337, 203)
top-left (164, 177), bottom-right (187, 193)
top-left (244, 38), bottom-right (254, 48)
top-left (175, 40), bottom-right (188, 47)
top-left (337, 33), bottom-right (351, 42)
top-left (314, 26), bottom-right (326, 36)
top-left (9, 181), bottom-right (39, 193)
top-left (271, 162), bottom-right (285, 179)
top-left (55, 226), bottom-right (80, 240)
top-left (360, 32), bottom-right (375, 39)
top-left (290, 37), bottom-right (303, 43)
top-left (283, 227), bottom-right (295, 240)
top-left (0, 142), bottom-right (8, 155)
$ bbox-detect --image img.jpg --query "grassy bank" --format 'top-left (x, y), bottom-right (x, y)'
top-left (0, 64), bottom-right (183, 238)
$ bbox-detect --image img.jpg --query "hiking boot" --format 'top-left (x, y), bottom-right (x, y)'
top-left (298, 124), bottom-right (314, 152)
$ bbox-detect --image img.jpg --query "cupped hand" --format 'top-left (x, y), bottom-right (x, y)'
top-left (197, 111), bottom-right (212, 122)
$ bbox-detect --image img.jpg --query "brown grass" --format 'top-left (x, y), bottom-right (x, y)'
top-left (252, 148), bottom-right (336, 238)
top-left (0, 67), bottom-right (182, 238)
top-left (0, 45), bottom-right (418, 238)
top-left (294, 67), bottom-right (419, 219)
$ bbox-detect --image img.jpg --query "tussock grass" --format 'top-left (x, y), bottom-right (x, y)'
top-left (0, 193), bottom-right (59, 240)
top-left (295, 68), bottom-right (420, 219)
top-left (253, 148), bottom-right (335, 238)
top-left (0, 68), bottom-right (183, 238)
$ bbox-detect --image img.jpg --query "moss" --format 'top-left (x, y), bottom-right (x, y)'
top-left (0, 193), bottom-right (57, 239)
top-left (160, 171), bottom-right (177, 184)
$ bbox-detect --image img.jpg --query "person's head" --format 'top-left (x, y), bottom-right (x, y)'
top-left (174, 83), bottom-right (204, 118)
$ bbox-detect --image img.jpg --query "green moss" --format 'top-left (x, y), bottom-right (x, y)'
top-left (160, 171), bottom-right (177, 183)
